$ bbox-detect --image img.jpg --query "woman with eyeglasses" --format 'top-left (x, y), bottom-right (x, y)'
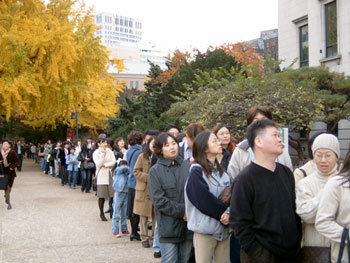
top-left (212, 124), bottom-right (236, 172)
top-left (296, 133), bottom-right (340, 260)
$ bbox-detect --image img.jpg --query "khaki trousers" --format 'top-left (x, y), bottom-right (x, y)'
top-left (193, 232), bottom-right (230, 263)
top-left (140, 211), bottom-right (156, 242)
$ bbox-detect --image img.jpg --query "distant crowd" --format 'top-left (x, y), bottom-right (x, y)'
top-left (1, 105), bottom-right (350, 263)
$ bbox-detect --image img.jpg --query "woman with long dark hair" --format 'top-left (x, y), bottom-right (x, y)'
top-left (185, 131), bottom-right (231, 263)
top-left (212, 124), bottom-right (235, 171)
top-left (316, 150), bottom-right (350, 262)
top-left (134, 136), bottom-right (156, 248)
top-left (148, 132), bottom-right (193, 262)
top-left (0, 140), bottom-right (19, 209)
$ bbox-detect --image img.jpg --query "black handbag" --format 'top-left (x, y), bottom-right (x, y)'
top-left (0, 164), bottom-right (8, 190)
top-left (301, 246), bottom-right (331, 263)
top-left (337, 228), bottom-right (350, 263)
top-left (83, 162), bottom-right (95, 170)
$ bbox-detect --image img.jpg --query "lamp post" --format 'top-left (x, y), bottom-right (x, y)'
top-left (71, 112), bottom-right (78, 142)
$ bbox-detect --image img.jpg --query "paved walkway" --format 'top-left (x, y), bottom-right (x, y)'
top-left (0, 159), bottom-right (158, 263)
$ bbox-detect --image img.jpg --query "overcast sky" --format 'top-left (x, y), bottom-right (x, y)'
top-left (84, 0), bottom-right (278, 53)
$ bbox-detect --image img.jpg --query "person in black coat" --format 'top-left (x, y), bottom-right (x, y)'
top-left (58, 141), bottom-right (70, 186)
top-left (14, 140), bottom-right (24, 172)
top-left (1, 140), bottom-right (20, 209)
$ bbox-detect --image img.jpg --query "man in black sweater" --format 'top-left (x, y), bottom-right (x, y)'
top-left (229, 119), bottom-right (301, 263)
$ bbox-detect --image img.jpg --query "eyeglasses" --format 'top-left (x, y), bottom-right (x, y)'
top-left (314, 153), bottom-right (336, 161)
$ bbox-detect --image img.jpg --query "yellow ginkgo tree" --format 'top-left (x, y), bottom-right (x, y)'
top-left (0, 0), bottom-right (125, 129)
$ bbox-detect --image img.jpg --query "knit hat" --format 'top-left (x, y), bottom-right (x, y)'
top-left (312, 133), bottom-right (340, 158)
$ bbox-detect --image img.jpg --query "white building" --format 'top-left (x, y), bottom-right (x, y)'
top-left (95, 12), bottom-right (166, 89)
top-left (279, 0), bottom-right (350, 74)
top-left (279, 0), bottom-right (350, 160)
top-left (95, 12), bottom-right (142, 46)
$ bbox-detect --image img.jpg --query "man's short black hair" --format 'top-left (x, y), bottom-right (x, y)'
top-left (247, 119), bottom-right (277, 151)
top-left (119, 160), bottom-right (128, 166)
top-left (144, 130), bottom-right (160, 136)
top-left (164, 124), bottom-right (180, 132)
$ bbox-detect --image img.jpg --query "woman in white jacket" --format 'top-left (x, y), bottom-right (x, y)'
top-left (316, 150), bottom-right (350, 263)
top-left (93, 138), bottom-right (117, 221)
top-left (296, 134), bottom-right (339, 251)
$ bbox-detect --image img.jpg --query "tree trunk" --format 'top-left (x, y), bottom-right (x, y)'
top-left (289, 135), bottom-right (305, 165)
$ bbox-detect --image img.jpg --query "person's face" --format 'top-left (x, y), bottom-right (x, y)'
top-left (98, 141), bottom-right (108, 148)
top-left (256, 126), bottom-right (283, 155)
top-left (144, 135), bottom-right (151, 144)
top-left (314, 149), bottom-right (338, 174)
top-left (64, 144), bottom-right (69, 149)
top-left (47, 140), bottom-right (51, 144)
top-left (252, 113), bottom-right (269, 123)
top-left (168, 128), bottom-right (180, 137)
top-left (206, 133), bottom-right (222, 155)
top-left (149, 139), bottom-right (155, 153)
top-left (70, 149), bottom-right (75, 154)
top-left (216, 127), bottom-right (231, 146)
top-left (2, 142), bottom-right (10, 151)
top-left (118, 139), bottom-right (125, 148)
top-left (17, 141), bottom-right (21, 145)
top-left (162, 137), bottom-right (178, 159)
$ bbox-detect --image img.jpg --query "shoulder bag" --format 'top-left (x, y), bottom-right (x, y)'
top-left (0, 163), bottom-right (9, 190)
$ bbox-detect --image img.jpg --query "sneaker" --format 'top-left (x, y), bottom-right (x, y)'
top-left (122, 230), bottom-right (130, 236)
top-left (153, 251), bottom-right (161, 258)
top-left (113, 233), bottom-right (121, 238)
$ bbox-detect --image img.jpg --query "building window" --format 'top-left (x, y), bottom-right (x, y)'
top-left (120, 19), bottom-right (124, 26)
top-left (299, 25), bottom-right (309, 67)
top-left (130, 81), bottom-right (134, 89)
top-left (135, 81), bottom-right (139, 90)
top-left (325, 1), bottom-right (337, 57)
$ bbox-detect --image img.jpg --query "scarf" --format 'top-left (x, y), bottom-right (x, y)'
top-left (315, 163), bottom-right (338, 177)
top-left (1, 148), bottom-right (11, 167)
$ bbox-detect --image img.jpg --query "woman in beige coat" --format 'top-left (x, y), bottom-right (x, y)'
top-left (296, 134), bottom-right (339, 256)
top-left (316, 150), bottom-right (350, 263)
top-left (93, 138), bottom-right (117, 221)
top-left (134, 137), bottom-right (155, 248)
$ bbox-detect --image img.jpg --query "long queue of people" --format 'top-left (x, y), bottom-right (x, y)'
top-left (1, 105), bottom-right (350, 263)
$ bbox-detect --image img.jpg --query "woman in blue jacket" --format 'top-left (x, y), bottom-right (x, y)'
top-left (185, 131), bottom-right (231, 263)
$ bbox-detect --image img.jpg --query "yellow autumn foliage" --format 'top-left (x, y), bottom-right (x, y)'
top-left (0, 0), bottom-right (125, 128)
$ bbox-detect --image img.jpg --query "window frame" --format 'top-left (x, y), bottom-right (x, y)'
top-left (299, 24), bottom-right (309, 67)
top-left (325, 1), bottom-right (338, 58)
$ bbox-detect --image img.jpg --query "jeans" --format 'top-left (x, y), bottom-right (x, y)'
top-left (159, 239), bottom-right (193, 263)
top-left (81, 169), bottom-right (92, 192)
top-left (112, 191), bottom-right (128, 234)
top-left (153, 222), bottom-right (161, 253)
top-left (51, 162), bottom-right (55, 177)
top-left (68, 170), bottom-right (78, 188)
top-left (41, 157), bottom-right (45, 171)
top-left (17, 154), bottom-right (23, 171)
top-left (61, 165), bottom-right (67, 185)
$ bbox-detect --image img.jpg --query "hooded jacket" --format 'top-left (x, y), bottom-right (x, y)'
top-left (148, 156), bottom-right (192, 243)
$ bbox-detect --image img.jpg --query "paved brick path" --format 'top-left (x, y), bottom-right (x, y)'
top-left (0, 159), bottom-right (158, 263)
